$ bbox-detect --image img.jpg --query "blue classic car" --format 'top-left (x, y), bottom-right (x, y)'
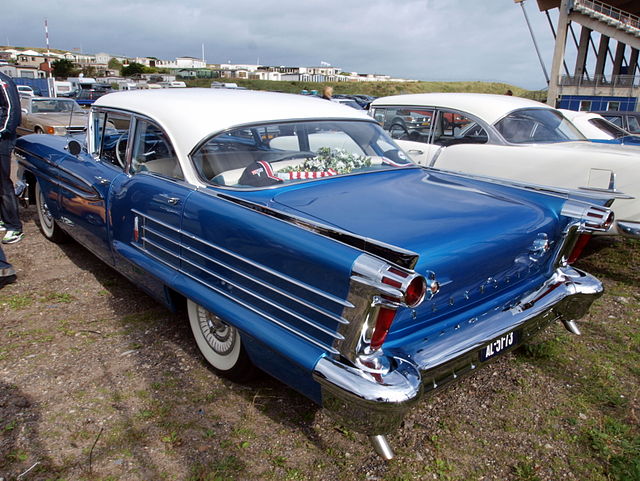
top-left (14, 89), bottom-right (611, 459)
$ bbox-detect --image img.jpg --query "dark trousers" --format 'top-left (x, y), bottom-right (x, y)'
top-left (0, 243), bottom-right (13, 274)
top-left (0, 136), bottom-right (22, 232)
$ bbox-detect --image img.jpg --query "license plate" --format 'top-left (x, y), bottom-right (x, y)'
top-left (479, 330), bottom-right (521, 362)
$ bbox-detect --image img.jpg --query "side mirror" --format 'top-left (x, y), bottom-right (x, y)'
top-left (66, 140), bottom-right (82, 156)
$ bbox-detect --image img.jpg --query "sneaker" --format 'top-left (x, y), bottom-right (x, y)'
top-left (0, 221), bottom-right (5, 232)
top-left (0, 274), bottom-right (17, 289)
top-left (2, 230), bottom-right (24, 244)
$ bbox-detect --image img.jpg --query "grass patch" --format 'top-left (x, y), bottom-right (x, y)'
top-left (0, 293), bottom-right (34, 309)
top-left (585, 417), bottom-right (640, 481)
top-left (42, 292), bottom-right (75, 303)
top-left (188, 456), bottom-right (244, 481)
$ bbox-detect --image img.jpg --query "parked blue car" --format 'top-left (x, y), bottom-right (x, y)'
top-left (14, 89), bottom-right (611, 458)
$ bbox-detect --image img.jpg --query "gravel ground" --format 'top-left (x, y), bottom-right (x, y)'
top-left (0, 207), bottom-right (638, 481)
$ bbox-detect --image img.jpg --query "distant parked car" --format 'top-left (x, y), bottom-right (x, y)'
top-left (370, 93), bottom-right (640, 238)
top-left (13, 88), bottom-right (610, 459)
top-left (331, 97), bottom-right (363, 109)
top-left (559, 109), bottom-right (640, 146)
top-left (17, 85), bottom-right (35, 97)
top-left (17, 96), bottom-right (87, 136)
top-left (75, 89), bottom-right (109, 106)
top-left (592, 110), bottom-right (640, 134)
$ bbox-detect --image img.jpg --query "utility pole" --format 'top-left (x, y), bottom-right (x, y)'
top-left (514, 0), bottom-right (550, 84)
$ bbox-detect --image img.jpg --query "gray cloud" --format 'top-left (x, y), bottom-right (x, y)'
top-left (1, 0), bottom-right (558, 88)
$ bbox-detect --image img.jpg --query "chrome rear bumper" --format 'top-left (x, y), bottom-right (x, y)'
top-left (312, 266), bottom-right (602, 436)
top-left (617, 220), bottom-right (640, 238)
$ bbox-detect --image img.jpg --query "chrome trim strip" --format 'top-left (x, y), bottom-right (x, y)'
top-left (181, 242), bottom-right (349, 326)
top-left (179, 252), bottom-right (345, 340)
top-left (130, 242), bottom-right (339, 354)
top-left (143, 225), bottom-right (181, 246)
top-left (133, 210), bottom-right (348, 346)
top-left (139, 236), bottom-right (181, 265)
top-left (132, 209), bottom-right (351, 308)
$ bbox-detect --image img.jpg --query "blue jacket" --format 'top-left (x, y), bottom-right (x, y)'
top-left (0, 71), bottom-right (21, 139)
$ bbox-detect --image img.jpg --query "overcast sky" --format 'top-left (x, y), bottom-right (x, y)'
top-left (1, 0), bottom-right (563, 89)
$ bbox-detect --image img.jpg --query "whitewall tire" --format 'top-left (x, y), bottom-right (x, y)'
top-left (187, 299), bottom-right (255, 381)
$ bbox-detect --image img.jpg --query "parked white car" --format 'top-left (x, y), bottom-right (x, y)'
top-left (17, 85), bottom-right (35, 97)
top-left (559, 109), bottom-right (640, 143)
top-left (370, 93), bottom-right (640, 238)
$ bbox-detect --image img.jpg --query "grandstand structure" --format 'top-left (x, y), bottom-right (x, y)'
top-left (538, 0), bottom-right (640, 111)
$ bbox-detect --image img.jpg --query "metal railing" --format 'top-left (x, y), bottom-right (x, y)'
top-left (573, 0), bottom-right (640, 32)
top-left (559, 73), bottom-right (640, 97)
top-left (561, 73), bottom-right (640, 87)
top-left (560, 74), bottom-right (640, 88)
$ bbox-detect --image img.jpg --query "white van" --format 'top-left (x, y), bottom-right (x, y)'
top-left (159, 81), bottom-right (187, 88)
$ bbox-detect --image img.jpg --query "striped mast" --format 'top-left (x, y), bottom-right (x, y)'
top-left (44, 18), bottom-right (51, 77)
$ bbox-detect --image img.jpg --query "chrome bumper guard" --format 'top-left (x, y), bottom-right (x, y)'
top-left (312, 266), bottom-right (602, 436)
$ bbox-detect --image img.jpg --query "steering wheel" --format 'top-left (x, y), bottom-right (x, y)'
top-left (389, 123), bottom-right (409, 140)
top-left (115, 134), bottom-right (127, 169)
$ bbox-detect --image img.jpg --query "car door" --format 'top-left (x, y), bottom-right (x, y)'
top-left (56, 109), bottom-right (131, 265)
top-left (109, 116), bottom-right (194, 299)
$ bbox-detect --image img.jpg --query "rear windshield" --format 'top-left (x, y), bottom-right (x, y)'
top-left (191, 120), bottom-right (414, 188)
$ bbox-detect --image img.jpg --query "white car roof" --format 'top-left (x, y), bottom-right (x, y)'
top-left (371, 93), bottom-right (553, 125)
top-left (558, 109), bottom-right (600, 122)
top-left (94, 88), bottom-right (371, 151)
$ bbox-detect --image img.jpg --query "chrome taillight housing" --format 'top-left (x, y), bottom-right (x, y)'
top-left (557, 200), bottom-right (614, 266)
top-left (338, 254), bottom-right (433, 367)
top-left (561, 200), bottom-right (614, 232)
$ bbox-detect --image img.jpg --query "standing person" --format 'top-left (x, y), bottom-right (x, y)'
top-left (0, 71), bottom-right (23, 244)
top-left (0, 244), bottom-right (16, 288)
top-left (321, 85), bottom-right (333, 100)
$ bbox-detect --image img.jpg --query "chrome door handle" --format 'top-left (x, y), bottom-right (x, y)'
top-left (95, 176), bottom-right (110, 185)
top-left (167, 197), bottom-right (180, 205)
top-left (408, 149), bottom-right (424, 155)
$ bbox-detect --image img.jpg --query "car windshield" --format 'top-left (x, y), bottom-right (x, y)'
top-left (31, 99), bottom-right (83, 114)
top-left (495, 108), bottom-right (586, 143)
top-left (192, 120), bottom-right (415, 188)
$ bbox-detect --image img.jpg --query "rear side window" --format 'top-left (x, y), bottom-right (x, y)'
top-left (495, 108), bottom-right (585, 143)
top-left (371, 107), bottom-right (435, 143)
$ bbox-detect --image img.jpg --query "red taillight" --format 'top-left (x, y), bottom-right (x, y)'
top-left (381, 276), bottom-right (402, 288)
top-left (370, 307), bottom-right (396, 351)
top-left (405, 276), bottom-right (427, 307)
top-left (568, 233), bottom-right (591, 264)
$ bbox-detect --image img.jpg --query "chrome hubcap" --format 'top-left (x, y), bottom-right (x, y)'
top-left (197, 306), bottom-right (235, 355)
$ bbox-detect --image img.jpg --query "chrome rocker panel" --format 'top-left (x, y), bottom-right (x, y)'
top-left (312, 266), bottom-right (602, 437)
